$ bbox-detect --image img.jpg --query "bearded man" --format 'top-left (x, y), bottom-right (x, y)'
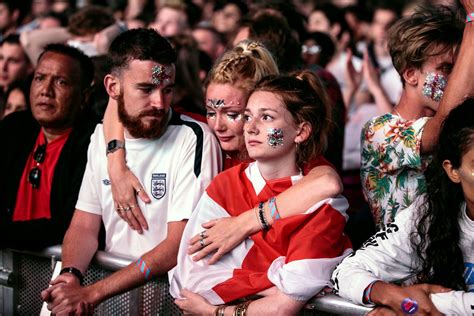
top-left (41, 28), bottom-right (221, 314)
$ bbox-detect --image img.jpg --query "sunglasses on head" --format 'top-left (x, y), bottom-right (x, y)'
top-left (28, 144), bottom-right (46, 188)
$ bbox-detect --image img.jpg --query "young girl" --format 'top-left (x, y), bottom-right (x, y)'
top-left (332, 99), bottom-right (474, 315)
top-left (171, 71), bottom-right (352, 315)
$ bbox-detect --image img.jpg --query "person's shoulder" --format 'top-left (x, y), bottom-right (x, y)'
top-left (168, 111), bottom-right (217, 146)
top-left (1, 110), bottom-right (36, 128)
top-left (169, 112), bottom-right (212, 133)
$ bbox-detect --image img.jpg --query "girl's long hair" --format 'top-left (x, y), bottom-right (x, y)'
top-left (412, 98), bottom-right (474, 290)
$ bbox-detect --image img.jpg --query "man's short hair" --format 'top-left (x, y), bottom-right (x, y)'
top-left (68, 5), bottom-right (116, 37)
top-left (37, 44), bottom-right (95, 89)
top-left (388, 5), bottom-right (463, 84)
top-left (1, 33), bottom-right (21, 46)
top-left (107, 28), bottom-right (177, 74)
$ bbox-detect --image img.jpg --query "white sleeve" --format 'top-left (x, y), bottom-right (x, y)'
top-left (431, 291), bottom-right (474, 315)
top-left (167, 126), bottom-right (221, 222)
top-left (75, 126), bottom-right (103, 215)
top-left (332, 208), bottom-right (420, 306)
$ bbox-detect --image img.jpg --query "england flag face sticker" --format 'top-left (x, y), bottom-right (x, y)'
top-left (151, 173), bottom-right (166, 199)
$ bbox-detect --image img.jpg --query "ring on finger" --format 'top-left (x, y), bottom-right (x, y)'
top-left (200, 238), bottom-right (206, 248)
top-left (199, 230), bottom-right (206, 238)
top-left (135, 189), bottom-right (141, 195)
top-left (124, 206), bottom-right (131, 212)
top-left (129, 204), bottom-right (136, 209)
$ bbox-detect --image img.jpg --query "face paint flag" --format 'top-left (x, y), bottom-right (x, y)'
top-left (151, 65), bottom-right (171, 86)
top-left (422, 72), bottom-right (447, 102)
top-left (267, 128), bottom-right (284, 148)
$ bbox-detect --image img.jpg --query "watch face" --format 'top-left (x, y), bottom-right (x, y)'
top-left (107, 140), bottom-right (117, 151)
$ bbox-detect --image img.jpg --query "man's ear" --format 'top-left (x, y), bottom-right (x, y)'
top-left (402, 67), bottom-right (419, 86)
top-left (104, 74), bottom-right (121, 100)
top-left (294, 122), bottom-right (311, 144)
top-left (442, 159), bottom-right (461, 184)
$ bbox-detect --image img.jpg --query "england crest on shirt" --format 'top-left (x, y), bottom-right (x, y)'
top-left (151, 173), bottom-right (166, 199)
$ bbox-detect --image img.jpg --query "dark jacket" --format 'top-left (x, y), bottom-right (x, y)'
top-left (0, 110), bottom-right (98, 249)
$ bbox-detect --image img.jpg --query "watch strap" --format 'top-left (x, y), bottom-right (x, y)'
top-left (60, 266), bottom-right (84, 285)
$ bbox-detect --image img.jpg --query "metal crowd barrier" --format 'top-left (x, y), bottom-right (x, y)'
top-left (0, 246), bottom-right (371, 315)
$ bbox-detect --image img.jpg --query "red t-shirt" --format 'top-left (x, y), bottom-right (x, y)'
top-left (13, 129), bottom-right (72, 221)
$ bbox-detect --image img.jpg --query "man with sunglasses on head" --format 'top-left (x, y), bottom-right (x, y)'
top-left (0, 43), bottom-right (97, 249)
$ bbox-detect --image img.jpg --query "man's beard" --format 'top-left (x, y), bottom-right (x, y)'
top-left (117, 93), bottom-right (168, 139)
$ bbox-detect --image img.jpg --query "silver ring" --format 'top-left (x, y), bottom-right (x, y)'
top-left (124, 206), bottom-right (131, 212)
top-left (199, 239), bottom-right (205, 248)
top-left (199, 230), bottom-right (206, 238)
top-left (129, 204), bottom-right (136, 209)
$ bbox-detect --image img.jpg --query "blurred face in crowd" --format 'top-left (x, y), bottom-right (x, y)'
top-left (4, 87), bottom-right (27, 117)
top-left (302, 39), bottom-right (321, 66)
top-left (206, 83), bottom-right (247, 153)
top-left (192, 29), bottom-right (224, 61)
top-left (371, 9), bottom-right (397, 47)
top-left (213, 4), bottom-right (241, 34)
top-left (113, 60), bottom-right (176, 139)
top-left (32, 0), bottom-right (51, 17)
top-left (0, 43), bottom-right (33, 90)
top-left (154, 7), bottom-right (188, 37)
top-left (0, 4), bottom-right (17, 33)
top-left (307, 10), bottom-right (331, 34)
top-left (52, 0), bottom-right (70, 14)
top-left (30, 52), bottom-right (84, 129)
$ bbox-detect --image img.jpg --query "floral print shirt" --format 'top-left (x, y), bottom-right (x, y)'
top-left (360, 113), bottom-right (430, 228)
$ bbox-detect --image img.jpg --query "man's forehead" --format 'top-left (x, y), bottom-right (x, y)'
top-left (37, 52), bottom-right (80, 75)
top-left (125, 60), bottom-right (175, 83)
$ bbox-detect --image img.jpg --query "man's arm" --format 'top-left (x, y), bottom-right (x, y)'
top-left (61, 210), bottom-right (102, 274)
top-left (41, 210), bottom-right (101, 303)
top-left (421, 9), bottom-right (474, 154)
top-left (86, 220), bottom-right (186, 303)
top-left (45, 220), bottom-right (186, 315)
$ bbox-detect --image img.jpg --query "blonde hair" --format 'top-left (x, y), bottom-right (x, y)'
top-left (206, 40), bottom-right (279, 95)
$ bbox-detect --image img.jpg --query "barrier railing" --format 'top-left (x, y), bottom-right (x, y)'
top-left (0, 246), bottom-right (371, 315)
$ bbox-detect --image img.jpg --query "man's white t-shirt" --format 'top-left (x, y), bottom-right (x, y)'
top-left (76, 112), bottom-right (221, 258)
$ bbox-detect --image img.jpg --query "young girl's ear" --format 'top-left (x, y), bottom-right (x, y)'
top-left (294, 122), bottom-right (311, 144)
top-left (442, 159), bottom-right (461, 184)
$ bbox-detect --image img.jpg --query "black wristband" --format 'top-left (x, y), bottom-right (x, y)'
top-left (60, 267), bottom-right (84, 285)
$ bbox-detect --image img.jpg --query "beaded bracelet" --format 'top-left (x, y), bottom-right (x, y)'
top-left (254, 206), bottom-right (264, 230)
top-left (258, 202), bottom-right (270, 230)
top-left (466, 12), bottom-right (474, 22)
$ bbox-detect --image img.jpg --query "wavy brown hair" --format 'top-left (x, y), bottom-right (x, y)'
top-left (388, 5), bottom-right (463, 85)
top-left (252, 70), bottom-right (332, 167)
